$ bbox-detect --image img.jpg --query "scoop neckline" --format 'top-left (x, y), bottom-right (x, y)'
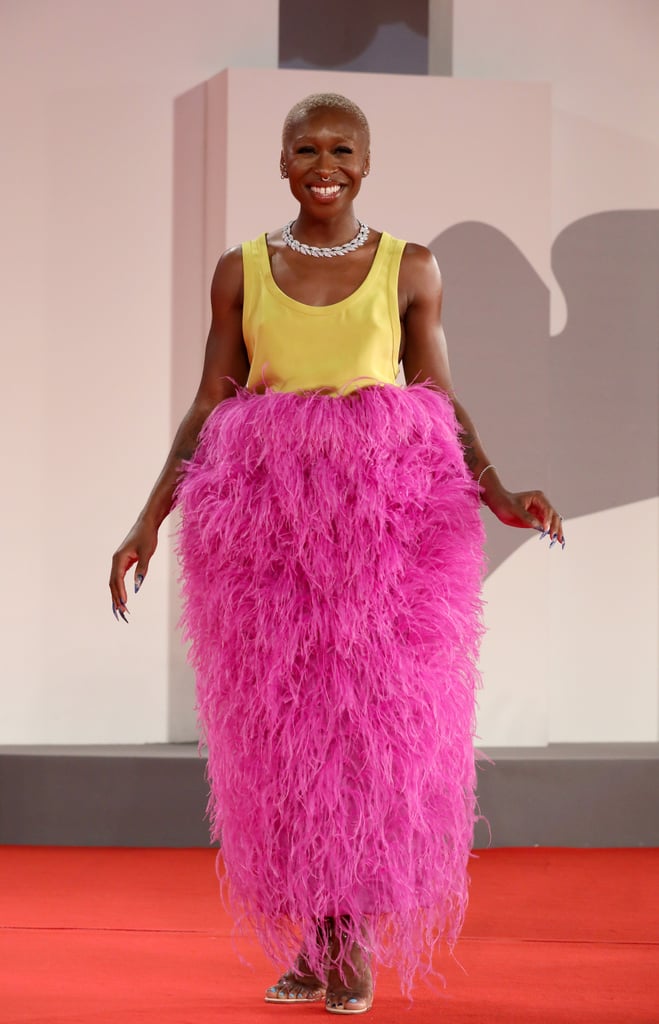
top-left (259, 230), bottom-right (389, 314)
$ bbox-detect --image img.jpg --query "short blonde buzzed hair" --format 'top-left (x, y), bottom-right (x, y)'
top-left (282, 93), bottom-right (370, 147)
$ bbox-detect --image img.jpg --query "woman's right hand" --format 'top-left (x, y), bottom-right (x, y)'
top-left (107, 246), bottom-right (248, 623)
top-left (109, 519), bottom-right (158, 622)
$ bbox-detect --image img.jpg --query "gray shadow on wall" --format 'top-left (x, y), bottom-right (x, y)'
top-left (430, 223), bottom-right (550, 577)
top-left (278, 0), bottom-right (428, 74)
top-left (550, 211), bottom-right (659, 516)
top-left (429, 211), bottom-right (659, 576)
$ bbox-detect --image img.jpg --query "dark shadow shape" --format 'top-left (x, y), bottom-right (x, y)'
top-left (429, 210), bottom-right (659, 576)
top-left (279, 0), bottom-right (428, 74)
top-left (551, 210), bottom-right (659, 517)
top-left (430, 222), bottom-right (550, 576)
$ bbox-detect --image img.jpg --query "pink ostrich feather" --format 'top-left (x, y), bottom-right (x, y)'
top-left (175, 382), bottom-right (486, 996)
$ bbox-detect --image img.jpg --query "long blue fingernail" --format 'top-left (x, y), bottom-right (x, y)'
top-left (539, 531), bottom-right (548, 540)
top-left (112, 604), bottom-right (119, 621)
top-left (119, 609), bottom-right (129, 623)
top-left (561, 538), bottom-right (566, 550)
top-left (135, 574), bottom-right (144, 594)
top-left (549, 538), bottom-right (557, 548)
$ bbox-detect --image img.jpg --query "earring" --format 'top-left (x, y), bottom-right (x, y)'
top-left (362, 169), bottom-right (369, 177)
top-left (280, 164), bottom-right (288, 179)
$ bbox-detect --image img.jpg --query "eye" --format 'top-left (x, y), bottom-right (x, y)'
top-left (296, 146), bottom-right (315, 154)
top-left (336, 146), bottom-right (353, 154)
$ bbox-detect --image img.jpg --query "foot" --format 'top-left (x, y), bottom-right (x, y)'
top-left (264, 952), bottom-right (327, 1003)
top-left (325, 939), bottom-right (374, 1015)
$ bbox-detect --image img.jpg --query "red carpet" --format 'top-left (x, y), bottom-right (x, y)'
top-left (0, 847), bottom-right (657, 1023)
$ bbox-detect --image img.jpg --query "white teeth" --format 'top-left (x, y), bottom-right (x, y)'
top-left (310, 185), bottom-right (341, 196)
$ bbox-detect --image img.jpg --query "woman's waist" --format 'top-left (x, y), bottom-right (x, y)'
top-left (246, 371), bottom-right (401, 396)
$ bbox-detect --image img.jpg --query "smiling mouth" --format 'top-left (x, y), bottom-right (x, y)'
top-left (308, 184), bottom-right (343, 198)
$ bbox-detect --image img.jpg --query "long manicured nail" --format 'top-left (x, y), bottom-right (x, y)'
top-left (135, 574), bottom-right (144, 594)
top-left (539, 530), bottom-right (548, 540)
top-left (119, 608), bottom-right (129, 623)
top-left (561, 538), bottom-right (566, 550)
top-left (112, 604), bottom-right (119, 621)
top-left (549, 538), bottom-right (557, 548)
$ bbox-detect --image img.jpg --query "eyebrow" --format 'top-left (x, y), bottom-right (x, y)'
top-left (291, 133), bottom-right (357, 145)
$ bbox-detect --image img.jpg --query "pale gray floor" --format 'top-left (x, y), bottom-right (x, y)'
top-left (2, 742), bottom-right (656, 758)
top-left (1, 743), bottom-right (657, 848)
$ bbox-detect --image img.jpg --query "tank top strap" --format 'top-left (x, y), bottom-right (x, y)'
top-left (241, 237), bottom-right (266, 344)
top-left (373, 230), bottom-right (406, 268)
top-left (376, 233), bottom-right (406, 343)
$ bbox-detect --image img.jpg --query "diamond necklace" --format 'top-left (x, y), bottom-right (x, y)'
top-left (282, 220), bottom-right (370, 258)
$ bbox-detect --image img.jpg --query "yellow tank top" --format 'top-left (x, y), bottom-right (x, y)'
top-left (242, 231), bottom-right (405, 394)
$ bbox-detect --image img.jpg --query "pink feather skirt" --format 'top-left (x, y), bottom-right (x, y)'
top-left (176, 382), bottom-right (485, 994)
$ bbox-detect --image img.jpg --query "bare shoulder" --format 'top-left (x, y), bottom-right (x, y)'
top-left (210, 244), bottom-right (244, 309)
top-left (401, 241), bottom-right (441, 277)
top-left (399, 241), bottom-right (442, 304)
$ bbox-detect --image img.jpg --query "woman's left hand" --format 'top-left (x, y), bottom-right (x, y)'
top-left (484, 486), bottom-right (566, 549)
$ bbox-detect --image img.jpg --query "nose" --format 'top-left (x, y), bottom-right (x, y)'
top-left (315, 150), bottom-right (337, 177)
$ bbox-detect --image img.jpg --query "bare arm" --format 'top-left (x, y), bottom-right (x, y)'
top-left (109, 247), bottom-right (249, 616)
top-left (400, 244), bottom-right (564, 541)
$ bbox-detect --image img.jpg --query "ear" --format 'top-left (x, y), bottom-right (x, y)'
top-left (279, 149), bottom-right (288, 179)
top-left (362, 150), bottom-right (371, 177)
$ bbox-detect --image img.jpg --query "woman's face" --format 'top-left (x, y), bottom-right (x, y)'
top-left (281, 107), bottom-right (370, 216)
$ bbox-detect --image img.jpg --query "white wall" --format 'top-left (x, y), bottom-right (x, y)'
top-left (441, 0), bottom-right (659, 743)
top-left (0, 1), bottom-right (278, 743)
top-left (446, 0), bottom-right (659, 329)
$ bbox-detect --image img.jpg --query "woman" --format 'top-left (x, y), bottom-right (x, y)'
top-left (110, 93), bottom-right (564, 1015)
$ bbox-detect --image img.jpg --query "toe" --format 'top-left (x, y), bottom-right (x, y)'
top-left (267, 977), bottom-right (325, 1002)
top-left (326, 991), bottom-right (371, 1012)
